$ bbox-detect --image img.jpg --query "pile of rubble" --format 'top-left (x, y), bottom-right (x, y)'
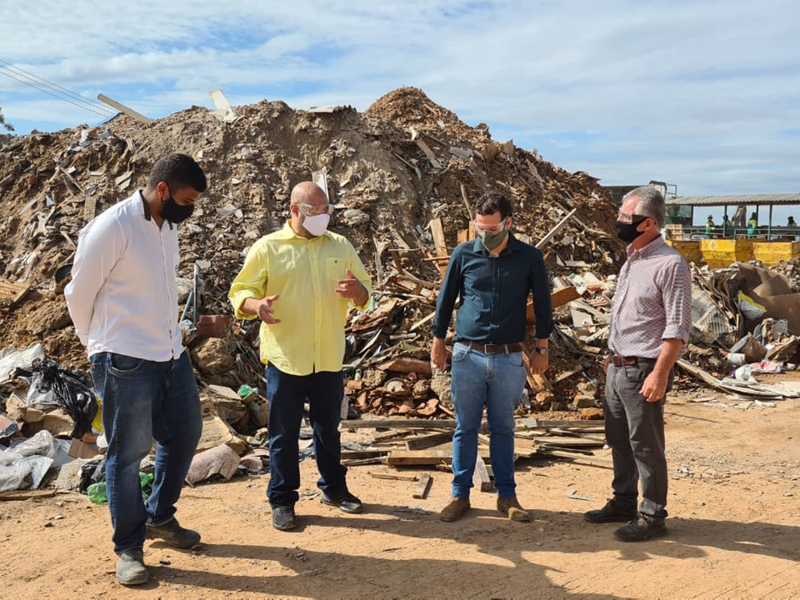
top-left (7, 86), bottom-right (800, 494)
top-left (0, 87), bottom-right (622, 420)
top-left (0, 86), bottom-right (631, 492)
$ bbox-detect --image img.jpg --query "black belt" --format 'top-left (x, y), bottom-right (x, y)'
top-left (458, 341), bottom-right (523, 355)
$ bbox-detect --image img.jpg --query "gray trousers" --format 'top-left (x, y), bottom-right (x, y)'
top-left (604, 359), bottom-right (669, 519)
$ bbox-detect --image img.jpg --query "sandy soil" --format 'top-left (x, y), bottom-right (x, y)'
top-left (1, 388), bottom-right (799, 600)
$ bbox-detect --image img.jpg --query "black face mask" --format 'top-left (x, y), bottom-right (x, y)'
top-left (615, 215), bottom-right (649, 243)
top-left (162, 191), bottom-right (195, 224)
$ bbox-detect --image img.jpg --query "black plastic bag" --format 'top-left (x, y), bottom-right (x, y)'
top-left (29, 357), bottom-right (97, 438)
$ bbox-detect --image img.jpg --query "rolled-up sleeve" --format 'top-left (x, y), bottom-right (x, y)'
top-left (432, 248), bottom-right (462, 339)
top-left (229, 241), bottom-right (268, 319)
top-left (530, 248), bottom-right (553, 339)
top-left (661, 258), bottom-right (692, 342)
top-left (64, 217), bottom-right (124, 346)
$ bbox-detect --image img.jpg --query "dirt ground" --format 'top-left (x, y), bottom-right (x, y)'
top-left (1, 387), bottom-right (799, 600)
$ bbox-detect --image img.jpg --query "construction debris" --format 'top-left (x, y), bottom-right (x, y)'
top-left (3, 86), bottom-right (800, 495)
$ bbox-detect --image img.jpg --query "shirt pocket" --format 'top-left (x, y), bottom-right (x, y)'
top-left (326, 257), bottom-right (345, 283)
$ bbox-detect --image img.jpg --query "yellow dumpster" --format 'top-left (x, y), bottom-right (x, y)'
top-left (666, 240), bottom-right (703, 264)
top-left (752, 241), bottom-right (800, 266)
top-left (701, 239), bottom-right (754, 269)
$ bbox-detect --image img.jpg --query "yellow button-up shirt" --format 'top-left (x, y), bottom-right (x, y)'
top-left (229, 223), bottom-right (372, 376)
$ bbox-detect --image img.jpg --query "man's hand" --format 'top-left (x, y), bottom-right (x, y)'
top-left (431, 337), bottom-right (447, 373)
top-left (335, 269), bottom-right (368, 305)
top-left (530, 352), bottom-right (548, 375)
top-left (640, 369), bottom-right (669, 403)
top-left (256, 294), bottom-right (281, 324)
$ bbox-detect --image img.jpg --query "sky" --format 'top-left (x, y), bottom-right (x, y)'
top-left (0, 0), bottom-right (799, 202)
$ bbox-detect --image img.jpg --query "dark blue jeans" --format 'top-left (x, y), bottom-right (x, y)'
top-left (90, 351), bottom-right (202, 554)
top-left (266, 364), bottom-right (347, 507)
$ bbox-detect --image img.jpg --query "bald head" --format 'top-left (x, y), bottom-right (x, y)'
top-left (291, 182), bottom-right (327, 205)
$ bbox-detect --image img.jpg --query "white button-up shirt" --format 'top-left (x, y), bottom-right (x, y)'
top-left (65, 191), bottom-right (184, 361)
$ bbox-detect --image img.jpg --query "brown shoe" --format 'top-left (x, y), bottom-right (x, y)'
top-left (497, 496), bottom-right (531, 522)
top-left (440, 496), bottom-right (470, 522)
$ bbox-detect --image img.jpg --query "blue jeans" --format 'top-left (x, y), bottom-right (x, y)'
top-left (450, 342), bottom-right (526, 499)
top-left (90, 351), bottom-right (202, 554)
top-left (266, 364), bottom-right (347, 507)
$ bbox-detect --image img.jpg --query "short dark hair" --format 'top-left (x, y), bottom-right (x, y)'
top-left (147, 153), bottom-right (207, 193)
top-left (475, 192), bottom-right (513, 220)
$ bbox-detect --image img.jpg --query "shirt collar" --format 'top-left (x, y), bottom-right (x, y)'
top-left (137, 190), bottom-right (151, 221)
top-left (136, 189), bottom-right (173, 230)
top-left (626, 235), bottom-right (665, 259)
top-left (471, 231), bottom-right (522, 256)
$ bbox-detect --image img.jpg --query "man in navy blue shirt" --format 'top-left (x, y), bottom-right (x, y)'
top-left (431, 192), bottom-right (552, 523)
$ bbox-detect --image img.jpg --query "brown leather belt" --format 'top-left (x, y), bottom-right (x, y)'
top-left (610, 355), bottom-right (655, 367)
top-left (459, 341), bottom-right (523, 355)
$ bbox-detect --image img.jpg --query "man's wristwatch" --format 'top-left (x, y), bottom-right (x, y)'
top-left (533, 347), bottom-right (549, 357)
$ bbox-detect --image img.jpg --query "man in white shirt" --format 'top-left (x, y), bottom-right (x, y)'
top-left (65, 154), bottom-right (207, 586)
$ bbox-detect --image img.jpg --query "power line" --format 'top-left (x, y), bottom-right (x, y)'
top-left (0, 58), bottom-right (116, 115)
top-left (0, 68), bottom-right (115, 119)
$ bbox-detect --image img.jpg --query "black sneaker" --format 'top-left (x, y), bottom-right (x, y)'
top-left (614, 513), bottom-right (668, 542)
top-left (146, 517), bottom-right (201, 549)
top-left (272, 505), bottom-right (297, 531)
top-left (584, 499), bottom-right (637, 523)
top-left (321, 491), bottom-right (363, 514)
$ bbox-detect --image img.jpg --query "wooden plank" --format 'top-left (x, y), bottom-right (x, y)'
top-left (527, 286), bottom-right (580, 323)
top-left (457, 229), bottom-right (469, 245)
top-left (459, 183), bottom-right (474, 223)
top-left (517, 418), bottom-right (604, 430)
top-left (405, 431), bottom-right (453, 450)
top-left (536, 449), bottom-right (613, 469)
top-left (0, 489), bottom-right (57, 501)
top-left (340, 450), bottom-right (390, 459)
top-left (409, 311), bottom-right (435, 333)
top-left (551, 285), bottom-right (581, 308)
top-left (389, 249), bottom-right (405, 275)
top-left (0, 279), bottom-right (31, 305)
top-left (522, 351), bottom-right (553, 392)
top-left (346, 419), bottom-right (457, 430)
top-left (472, 454), bottom-right (493, 492)
top-left (676, 359), bottom-right (781, 398)
top-left (413, 473), bottom-right (433, 499)
top-left (83, 191), bottom-right (97, 223)
top-left (554, 367), bottom-right (584, 384)
top-left (533, 436), bottom-right (605, 448)
top-left (342, 457), bottom-right (385, 467)
top-left (415, 139), bottom-right (442, 169)
top-left (536, 208), bottom-right (578, 249)
top-left (548, 428), bottom-right (606, 442)
top-left (387, 449), bottom-right (491, 466)
top-left (428, 216), bottom-right (448, 277)
top-left (378, 357), bottom-right (432, 377)
top-left (97, 93), bottom-right (153, 124)
top-left (370, 472), bottom-right (418, 482)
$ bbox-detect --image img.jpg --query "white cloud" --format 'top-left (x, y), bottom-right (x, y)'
top-left (1, 0), bottom-right (799, 195)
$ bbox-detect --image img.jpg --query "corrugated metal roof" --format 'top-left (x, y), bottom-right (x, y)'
top-left (666, 193), bottom-right (800, 207)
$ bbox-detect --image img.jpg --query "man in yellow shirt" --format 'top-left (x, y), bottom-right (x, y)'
top-left (229, 182), bottom-right (371, 531)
